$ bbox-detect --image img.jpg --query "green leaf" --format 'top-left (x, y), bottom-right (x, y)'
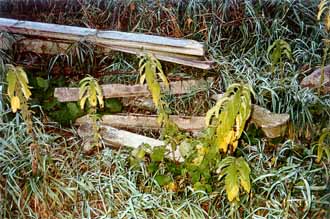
top-left (132, 147), bottom-right (146, 160)
top-left (104, 99), bottom-right (123, 113)
top-left (155, 175), bottom-right (171, 186)
top-left (67, 102), bottom-right (82, 118)
top-left (317, 129), bottom-right (330, 162)
top-left (225, 162), bottom-right (239, 202)
top-left (36, 77), bottom-right (49, 89)
top-left (179, 140), bottom-right (193, 158)
top-left (150, 146), bottom-right (165, 162)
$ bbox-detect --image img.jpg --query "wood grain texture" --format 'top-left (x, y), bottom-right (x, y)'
top-left (54, 79), bottom-right (211, 102)
top-left (78, 123), bottom-right (183, 161)
top-left (0, 18), bottom-right (204, 56)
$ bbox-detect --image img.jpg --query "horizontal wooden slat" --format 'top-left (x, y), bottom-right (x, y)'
top-left (76, 104), bottom-right (290, 139)
top-left (54, 79), bottom-right (211, 102)
top-left (0, 18), bottom-right (205, 56)
top-left (7, 38), bottom-right (213, 69)
top-left (78, 123), bottom-right (183, 161)
top-left (76, 114), bottom-right (205, 131)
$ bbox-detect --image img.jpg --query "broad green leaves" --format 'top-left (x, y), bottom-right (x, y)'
top-left (218, 156), bottom-right (251, 202)
top-left (79, 75), bottom-right (104, 110)
top-left (6, 65), bottom-right (32, 113)
top-left (206, 83), bottom-right (253, 153)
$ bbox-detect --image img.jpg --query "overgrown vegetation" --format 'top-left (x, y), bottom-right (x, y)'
top-left (1, 0), bottom-right (330, 218)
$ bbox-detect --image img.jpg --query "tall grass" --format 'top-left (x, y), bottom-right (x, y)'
top-left (1, 1), bottom-right (330, 218)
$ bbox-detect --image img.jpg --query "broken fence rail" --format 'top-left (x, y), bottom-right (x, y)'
top-left (0, 18), bottom-right (214, 69)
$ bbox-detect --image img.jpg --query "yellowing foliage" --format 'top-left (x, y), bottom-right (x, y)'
top-left (6, 65), bottom-right (32, 113)
top-left (139, 54), bottom-right (169, 109)
top-left (206, 83), bottom-right (253, 153)
top-left (318, 0), bottom-right (330, 32)
top-left (218, 156), bottom-right (251, 202)
top-left (79, 75), bottom-right (104, 110)
top-left (10, 96), bottom-right (20, 113)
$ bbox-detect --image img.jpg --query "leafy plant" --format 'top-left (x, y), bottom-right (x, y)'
top-left (206, 83), bottom-right (253, 153)
top-left (217, 156), bottom-right (251, 203)
top-left (79, 74), bottom-right (104, 148)
top-left (5, 64), bottom-right (39, 175)
top-left (6, 65), bottom-right (32, 124)
top-left (316, 128), bottom-right (330, 163)
top-left (139, 53), bottom-right (169, 125)
top-left (138, 55), bottom-right (254, 205)
top-left (267, 39), bottom-right (293, 79)
top-left (317, 0), bottom-right (330, 32)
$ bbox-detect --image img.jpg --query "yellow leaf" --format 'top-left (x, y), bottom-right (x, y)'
top-left (240, 178), bottom-right (250, 193)
top-left (150, 83), bottom-right (161, 108)
top-left (6, 70), bottom-right (16, 98)
top-left (10, 96), bottom-right (20, 113)
top-left (326, 14), bottom-right (330, 31)
top-left (227, 183), bottom-right (239, 202)
top-left (89, 83), bottom-right (97, 107)
top-left (17, 71), bottom-right (32, 99)
top-left (318, 0), bottom-right (328, 21)
top-left (217, 129), bottom-right (235, 153)
top-left (192, 154), bottom-right (204, 165)
top-left (139, 73), bottom-right (146, 84)
top-left (80, 96), bottom-right (88, 110)
top-left (232, 140), bottom-right (238, 152)
top-left (166, 182), bottom-right (177, 192)
top-left (225, 163), bottom-right (239, 202)
top-left (20, 84), bottom-right (32, 100)
top-left (95, 83), bottom-right (104, 108)
top-left (237, 157), bottom-right (251, 193)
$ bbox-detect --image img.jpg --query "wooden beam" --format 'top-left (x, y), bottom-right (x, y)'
top-left (76, 114), bottom-right (205, 132)
top-left (54, 79), bottom-right (211, 102)
top-left (0, 18), bottom-right (204, 56)
top-left (7, 38), bottom-right (213, 69)
top-left (78, 123), bottom-right (182, 161)
top-left (76, 104), bottom-right (290, 139)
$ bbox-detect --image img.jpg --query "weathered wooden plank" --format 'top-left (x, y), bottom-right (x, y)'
top-left (54, 79), bottom-right (211, 102)
top-left (78, 123), bottom-right (182, 161)
top-left (0, 18), bottom-right (205, 56)
top-left (106, 45), bottom-right (213, 69)
top-left (15, 38), bottom-right (70, 54)
top-left (76, 104), bottom-right (290, 139)
top-left (76, 114), bottom-right (205, 131)
top-left (5, 38), bottom-right (213, 69)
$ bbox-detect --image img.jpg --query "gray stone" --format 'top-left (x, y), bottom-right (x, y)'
top-left (301, 65), bottom-right (330, 93)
